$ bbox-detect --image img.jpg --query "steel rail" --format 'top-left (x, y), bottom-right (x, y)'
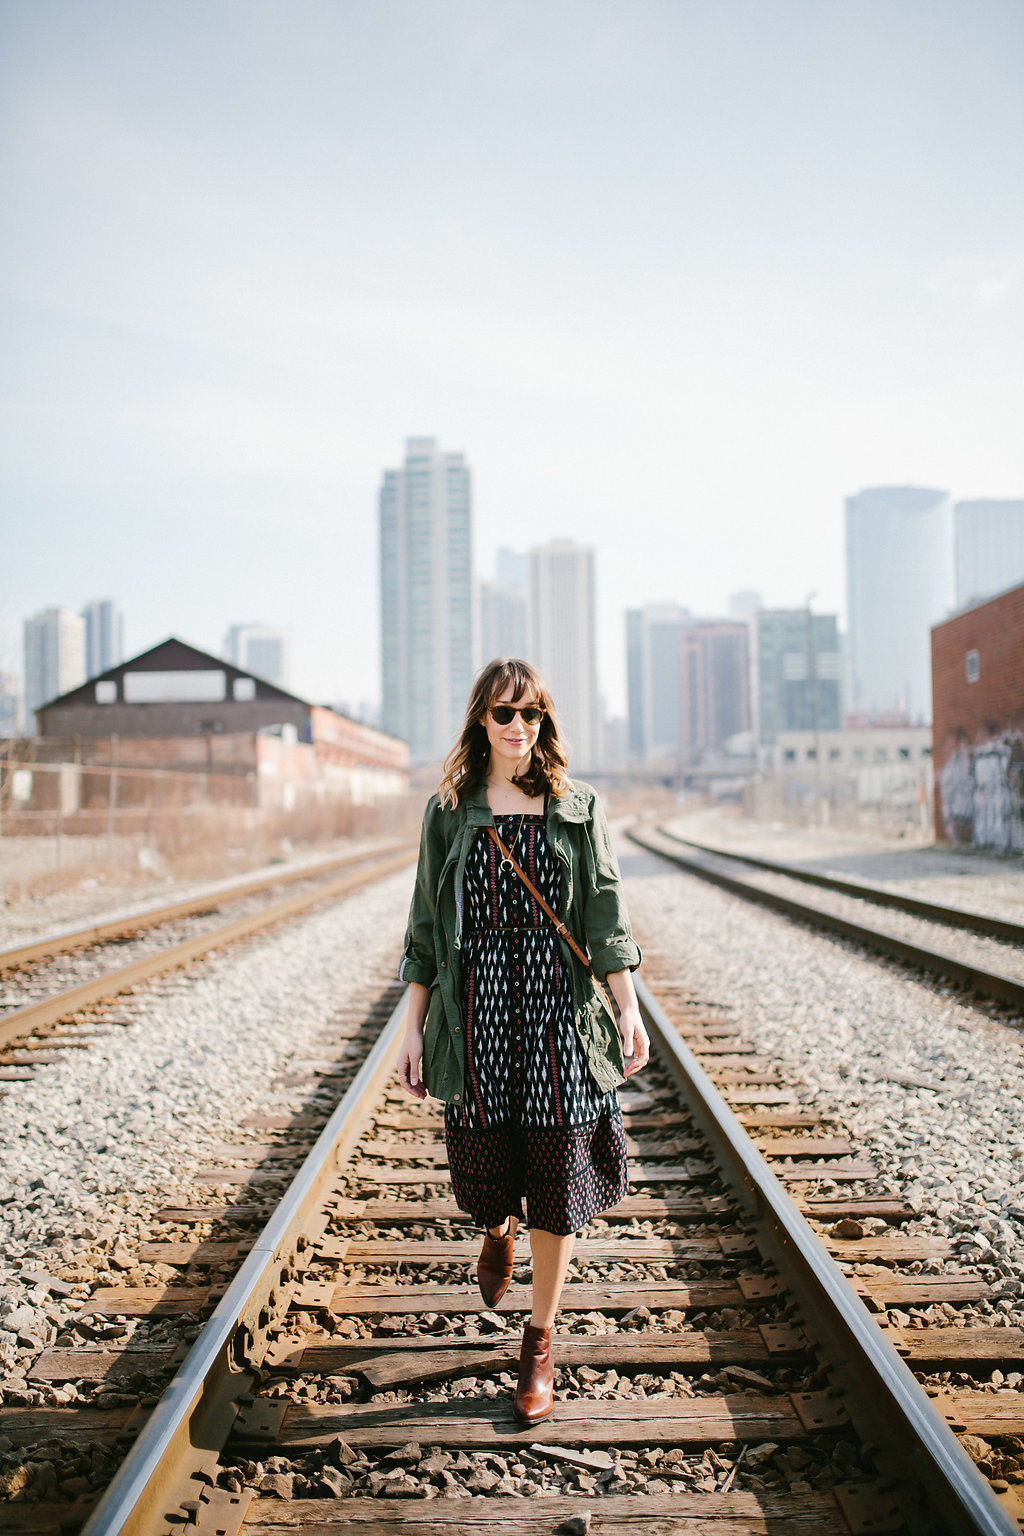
top-left (0, 840), bottom-right (413, 973)
top-left (79, 989), bottom-right (410, 1536)
top-left (0, 849), bottom-right (416, 1051)
top-left (629, 823), bottom-right (1024, 1010)
top-left (636, 974), bottom-right (1017, 1536)
top-left (656, 823), bottom-right (1024, 943)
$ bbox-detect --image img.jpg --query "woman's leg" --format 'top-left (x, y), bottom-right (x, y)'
top-left (488, 1216), bottom-right (519, 1239)
top-left (528, 1228), bottom-right (575, 1327)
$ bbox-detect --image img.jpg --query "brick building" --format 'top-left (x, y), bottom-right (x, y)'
top-left (931, 582), bottom-right (1024, 853)
top-left (26, 637), bottom-right (409, 814)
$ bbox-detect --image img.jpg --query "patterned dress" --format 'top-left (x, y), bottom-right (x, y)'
top-left (444, 811), bottom-right (629, 1235)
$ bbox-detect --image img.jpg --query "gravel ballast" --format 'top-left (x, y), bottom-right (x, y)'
top-left (618, 833), bottom-right (1024, 1323)
top-left (665, 807), bottom-right (1024, 922)
top-left (0, 864), bottom-right (416, 1394)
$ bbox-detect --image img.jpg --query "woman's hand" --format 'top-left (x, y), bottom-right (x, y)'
top-left (397, 1026), bottom-right (427, 1099)
top-left (617, 1002), bottom-right (650, 1078)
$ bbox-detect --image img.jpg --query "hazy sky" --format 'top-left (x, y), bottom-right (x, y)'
top-left (3, 0), bottom-right (1022, 713)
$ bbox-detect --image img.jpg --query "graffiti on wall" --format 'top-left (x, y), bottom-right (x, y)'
top-left (939, 731), bottom-right (1024, 853)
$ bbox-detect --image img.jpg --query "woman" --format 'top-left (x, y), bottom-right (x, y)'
top-left (396, 657), bottom-right (648, 1425)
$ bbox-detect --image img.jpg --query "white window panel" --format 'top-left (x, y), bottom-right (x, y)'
top-left (123, 670), bottom-right (226, 703)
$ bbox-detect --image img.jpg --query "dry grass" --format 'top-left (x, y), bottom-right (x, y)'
top-left (0, 793), bottom-right (426, 914)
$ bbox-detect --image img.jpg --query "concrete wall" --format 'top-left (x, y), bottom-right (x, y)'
top-left (931, 583), bottom-right (1024, 853)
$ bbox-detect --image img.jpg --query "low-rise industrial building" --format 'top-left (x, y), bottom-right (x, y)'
top-left (17, 637), bottom-right (409, 821)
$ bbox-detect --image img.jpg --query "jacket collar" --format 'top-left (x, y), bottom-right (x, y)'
top-left (549, 784), bottom-right (589, 823)
top-left (463, 780), bottom-right (495, 827)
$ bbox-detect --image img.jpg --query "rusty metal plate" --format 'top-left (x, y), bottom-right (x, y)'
top-left (833, 1482), bottom-right (905, 1534)
top-left (791, 1391), bottom-right (849, 1432)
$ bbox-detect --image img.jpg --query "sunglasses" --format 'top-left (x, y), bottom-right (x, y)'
top-left (488, 703), bottom-right (546, 726)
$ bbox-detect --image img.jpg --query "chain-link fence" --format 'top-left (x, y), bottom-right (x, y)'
top-left (0, 756), bottom-right (422, 907)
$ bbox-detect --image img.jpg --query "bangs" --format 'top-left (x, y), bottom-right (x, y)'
top-left (486, 660), bottom-right (543, 707)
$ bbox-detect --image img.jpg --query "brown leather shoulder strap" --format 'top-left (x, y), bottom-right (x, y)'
top-left (487, 824), bottom-right (593, 975)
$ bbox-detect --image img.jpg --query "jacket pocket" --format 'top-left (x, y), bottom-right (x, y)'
top-left (578, 991), bottom-right (626, 1092)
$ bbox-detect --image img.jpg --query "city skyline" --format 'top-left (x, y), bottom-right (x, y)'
top-left (12, 479), bottom-right (1024, 743)
top-left (3, 4), bottom-right (1021, 716)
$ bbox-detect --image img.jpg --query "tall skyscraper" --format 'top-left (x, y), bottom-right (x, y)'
top-left (23, 607), bottom-right (86, 729)
top-left (845, 486), bottom-right (954, 722)
top-left (954, 499), bottom-right (1024, 609)
top-left (752, 609), bottom-right (842, 744)
top-left (379, 437), bottom-right (474, 763)
top-left (224, 624), bottom-right (288, 686)
top-left (680, 622), bottom-right (750, 764)
top-left (479, 547), bottom-right (528, 664)
top-left (625, 610), bottom-right (645, 762)
top-left (81, 599), bottom-right (124, 679)
top-left (624, 603), bottom-right (692, 765)
top-left (529, 540), bottom-right (599, 771)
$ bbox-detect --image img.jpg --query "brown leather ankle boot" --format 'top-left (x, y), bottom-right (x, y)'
top-left (476, 1224), bottom-right (515, 1307)
top-left (513, 1323), bottom-right (553, 1424)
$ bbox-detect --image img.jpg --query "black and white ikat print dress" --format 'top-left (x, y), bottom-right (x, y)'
top-left (444, 812), bottom-right (629, 1236)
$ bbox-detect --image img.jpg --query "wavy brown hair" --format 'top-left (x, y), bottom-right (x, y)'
top-left (439, 658), bottom-right (572, 809)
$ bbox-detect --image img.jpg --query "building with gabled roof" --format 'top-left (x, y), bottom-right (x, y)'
top-left (34, 636), bottom-right (312, 740)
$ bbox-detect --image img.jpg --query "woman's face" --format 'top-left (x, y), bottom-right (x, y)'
top-left (481, 683), bottom-right (543, 774)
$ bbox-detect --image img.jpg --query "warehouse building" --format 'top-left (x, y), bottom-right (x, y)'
top-left (27, 637), bottom-right (409, 813)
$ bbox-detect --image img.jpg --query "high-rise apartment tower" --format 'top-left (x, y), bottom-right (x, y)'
top-left (954, 500), bottom-right (1024, 610)
top-left (224, 624), bottom-right (288, 687)
top-left (752, 609), bottom-right (842, 744)
top-left (624, 603), bottom-right (692, 765)
top-left (680, 622), bottom-right (750, 764)
top-left (479, 547), bottom-right (528, 665)
top-left (23, 607), bottom-right (86, 730)
top-left (379, 437), bottom-right (474, 763)
top-left (845, 486), bottom-right (954, 722)
top-left (529, 540), bottom-right (599, 771)
top-left (81, 599), bottom-right (124, 680)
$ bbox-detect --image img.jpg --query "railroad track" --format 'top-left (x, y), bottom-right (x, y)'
top-left (10, 961), bottom-right (1019, 1534)
top-left (0, 842), bottom-right (417, 1060)
top-left (629, 822), bottom-right (1024, 1013)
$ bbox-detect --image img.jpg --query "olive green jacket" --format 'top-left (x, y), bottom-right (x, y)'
top-left (399, 778), bottom-right (641, 1105)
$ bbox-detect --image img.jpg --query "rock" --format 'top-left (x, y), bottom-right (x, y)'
top-left (960, 1434), bottom-right (992, 1464)
top-left (744, 1441), bottom-right (779, 1470)
top-left (723, 1366), bottom-right (774, 1391)
top-left (0, 1463), bottom-right (31, 1497)
top-left (386, 1441), bottom-right (422, 1466)
top-left (319, 1467), bottom-right (354, 1497)
top-left (332, 1438), bottom-right (360, 1467)
top-left (259, 1472), bottom-right (294, 1498)
top-left (554, 1516), bottom-right (592, 1535)
top-left (0, 1305), bottom-right (40, 1334)
top-left (465, 1467), bottom-right (500, 1493)
top-left (324, 1375), bottom-right (357, 1398)
top-left (31, 1461), bottom-right (58, 1498)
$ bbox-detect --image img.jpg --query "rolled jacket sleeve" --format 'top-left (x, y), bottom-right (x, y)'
top-left (399, 799), bottom-right (443, 988)
top-left (581, 794), bottom-right (642, 981)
